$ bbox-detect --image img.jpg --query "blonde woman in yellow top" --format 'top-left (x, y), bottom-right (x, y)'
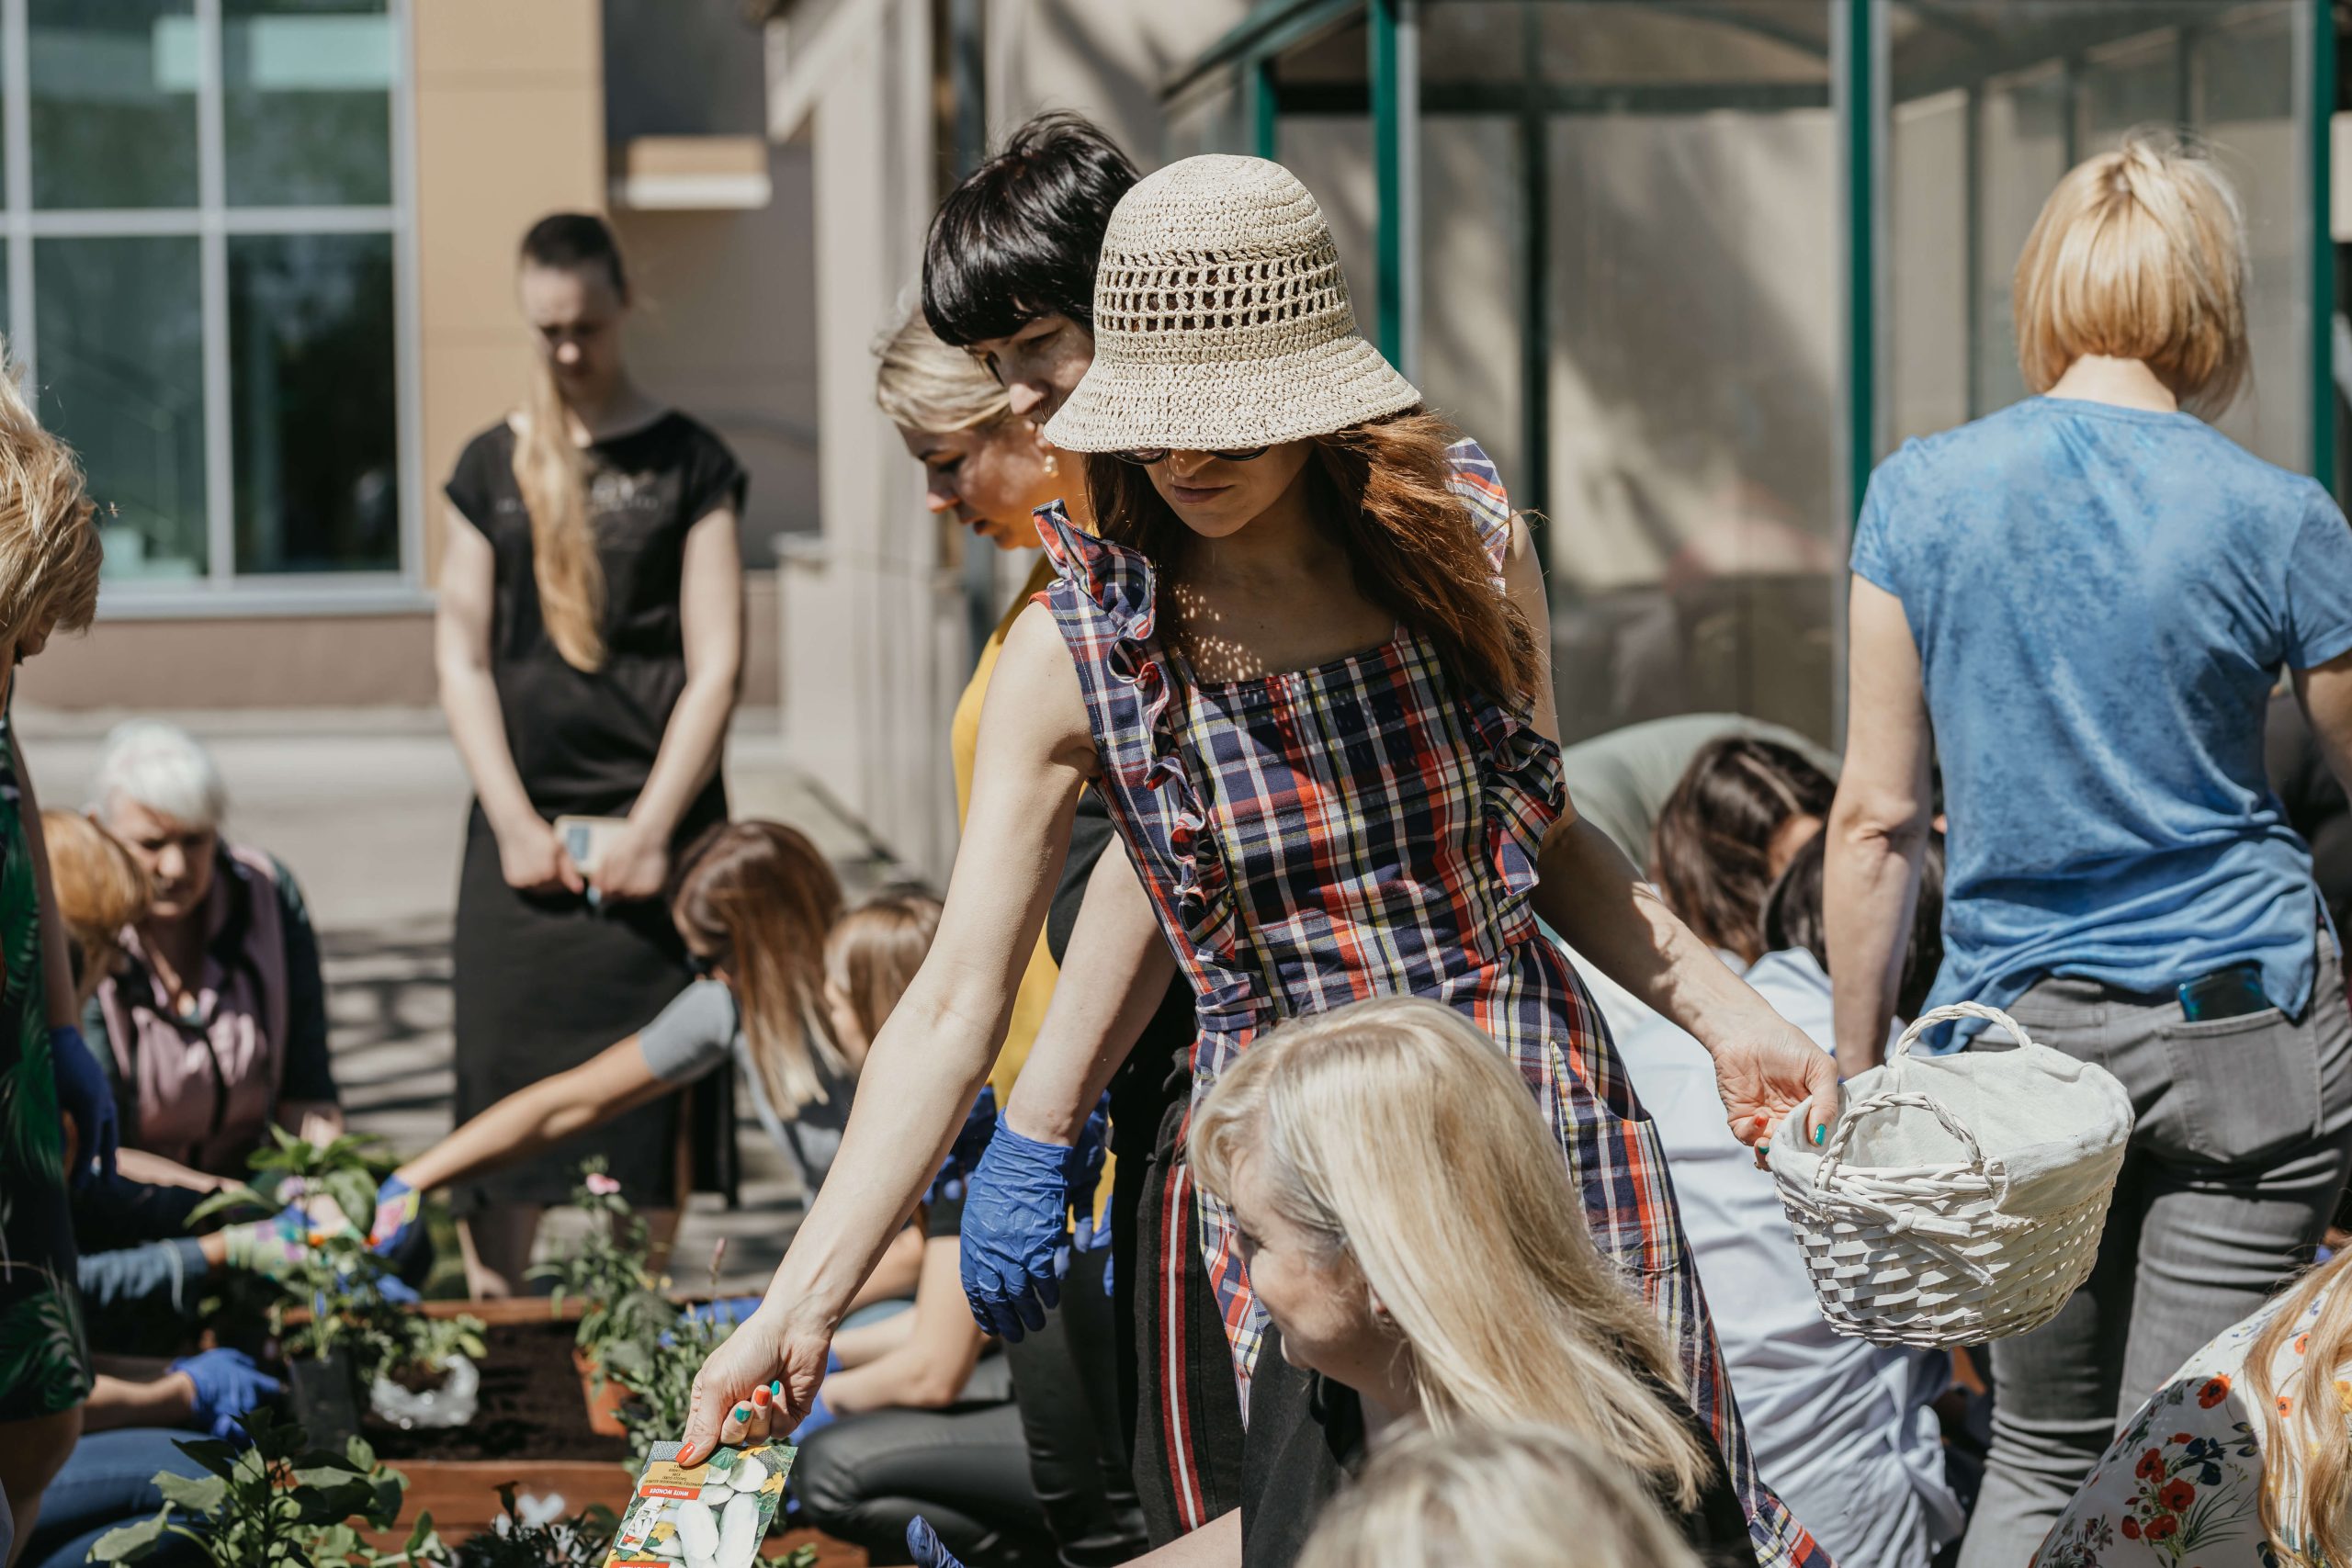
top-left (874, 308), bottom-right (1086, 1099)
top-left (871, 310), bottom-right (1148, 1563)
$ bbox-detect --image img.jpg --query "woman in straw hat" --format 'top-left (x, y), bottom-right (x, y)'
top-left (679, 153), bottom-right (1833, 1567)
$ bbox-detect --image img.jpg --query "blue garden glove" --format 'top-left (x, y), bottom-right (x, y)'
top-left (48, 1025), bottom-right (117, 1188)
top-left (170, 1348), bottom-right (281, 1443)
top-left (906, 1517), bottom-right (968, 1568)
top-left (959, 1122), bottom-right (1082, 1342)
top-left (368, 1175), bottom-right (423, 1256)
top-left (932, 1087), bottom-right (998, 1204)
top-left (374, 1274), bottom-right (420, 1306)
top-left (1067, 1096), bottom-right (1112, 1259)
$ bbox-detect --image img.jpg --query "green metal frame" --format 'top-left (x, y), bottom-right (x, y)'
top-left (1370, 0), bottom-right (1408, 362)
top-left (1840, 0), bottom-right (1875, 529)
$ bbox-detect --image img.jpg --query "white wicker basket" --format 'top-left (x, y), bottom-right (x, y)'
top-left (1768, 1000), bottom-right (2133, 1348)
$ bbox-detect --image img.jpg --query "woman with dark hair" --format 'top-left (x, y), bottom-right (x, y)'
top-left (435, 211), bottom-right (746, 1296)
top-left (685, 155), bottom-right (1831, 1568)
top-left (1649, 736), bottom-right (1837, 964)
top-left (922, 110), bottom-right (1240, 1540)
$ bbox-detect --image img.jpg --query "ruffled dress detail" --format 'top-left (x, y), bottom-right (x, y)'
top-left (1034, 439), bottom-right (1828, 1568)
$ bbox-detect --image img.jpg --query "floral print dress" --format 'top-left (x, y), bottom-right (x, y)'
top-left (2038, 1281), bottom-right (2335, 1567)
top-left (0, 714), bottom-right (89, 1421)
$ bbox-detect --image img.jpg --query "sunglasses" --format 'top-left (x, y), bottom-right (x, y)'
top-left (1110, 446), bottom-right (1272, 467)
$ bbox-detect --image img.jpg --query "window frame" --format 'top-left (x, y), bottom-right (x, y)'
top-left (1, 0), bottom-right (424, 618)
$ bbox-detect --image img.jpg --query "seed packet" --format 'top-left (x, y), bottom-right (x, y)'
top-left (600, 1439), bottom-right (795, 1568)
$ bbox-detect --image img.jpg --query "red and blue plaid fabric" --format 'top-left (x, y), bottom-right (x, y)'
top-left (1035, 440), bottom-right (1827, 1568)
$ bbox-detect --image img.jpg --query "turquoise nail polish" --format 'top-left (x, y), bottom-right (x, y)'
top-left (732, 1403), bottom-right (752, 1422)
top-left (770, 1380), bottom-right (784, 1397)
top-left (1812, 1123), bottom-right (1826, 1145)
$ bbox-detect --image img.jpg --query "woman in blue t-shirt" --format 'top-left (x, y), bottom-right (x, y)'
top-left (1825, 130), bottom-right (2352, 1568)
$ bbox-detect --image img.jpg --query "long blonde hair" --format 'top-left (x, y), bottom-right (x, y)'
top-left (42, 809), bottom-right (149, 1009)
top-left (513, 213), bottom-right (628, 671)
top-left (2249, 1248), bottom-right (2352, 1567)
top-left (2013, 128), bottom-right (2248, 414)
top-left (1188, 994), bottom-right (1712, 1506)
top-left (669, 820), bottom-right (846, 1118)
top-left (1296, 1422), bottom-right (1703, 1568)
top-left (822, 888), bottom-right (943, 1048)
top-left (873, 309), bottom-right (1011, 434)
top-left (0, 355), bottom-right (100, 652)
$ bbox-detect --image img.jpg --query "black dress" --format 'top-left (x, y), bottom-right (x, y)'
top-left (445, 412), bottom-right (742, 1211)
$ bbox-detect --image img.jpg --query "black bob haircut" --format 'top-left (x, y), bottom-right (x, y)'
top-left (922, 111), bottom-right (1139, 347)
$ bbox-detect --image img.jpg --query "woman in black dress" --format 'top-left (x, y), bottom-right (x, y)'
top-left (435, 212), bottom-right (744, 1295)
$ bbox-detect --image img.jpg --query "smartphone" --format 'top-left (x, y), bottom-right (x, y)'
top-left (553, 814), bottom-right (629, 879)
top-left (2177, 963), bottom-right (2271, 1022)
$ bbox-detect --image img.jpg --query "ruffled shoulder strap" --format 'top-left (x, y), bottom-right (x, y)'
top-left (1443, 437), bottom-right (1514, 581)
top-left (1032, 501), bottom-right (1159, 645)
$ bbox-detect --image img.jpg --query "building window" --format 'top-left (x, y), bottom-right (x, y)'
top-left (7, 0), bottom-right (414, 608)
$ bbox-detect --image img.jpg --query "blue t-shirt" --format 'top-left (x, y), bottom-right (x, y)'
top-left (1852, 396), bottom-right (2352, 1038)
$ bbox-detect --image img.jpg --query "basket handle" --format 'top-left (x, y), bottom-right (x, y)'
top-left (1889, 1000), bottom-right (2035, 1062)
top-left (1806, 1087), bottom-right (2014, 1287)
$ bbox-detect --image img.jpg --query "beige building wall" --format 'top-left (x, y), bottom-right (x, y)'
top-left (25, 0), bottom-right (798, 713)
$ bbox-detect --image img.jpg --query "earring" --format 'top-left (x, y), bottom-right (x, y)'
top-left (1044, 452), bottom-right (1059, 476)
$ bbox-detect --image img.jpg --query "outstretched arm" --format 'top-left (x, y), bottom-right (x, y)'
top-left (1824, 577), bottom-right (1934, 1077)
top-left (1002, 842), bottom-right (1177, 1145)
top-left (678, 604), bottom-right (1093, 1462)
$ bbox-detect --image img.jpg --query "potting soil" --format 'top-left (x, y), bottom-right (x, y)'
top-left (368, 1319), bottom-right (631, 1463)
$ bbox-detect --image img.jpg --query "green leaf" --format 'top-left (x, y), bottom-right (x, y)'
top-left (155, 1471), bottom-right (229, 1513)
top-left (172, 1438), bottom-right (242, 1481)
top-left (90, 1511), bottom-right (170, 1562)
top-left (187, 1182), bottom-right (275, 1227)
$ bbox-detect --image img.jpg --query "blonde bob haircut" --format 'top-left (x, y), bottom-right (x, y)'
top-left (1188, 994), bottom-right (1712, 1508)
top-left (873, 308), bottom-right (1012, 435)
top-left (2013, 128), bottom-right (2249, 413)
top-left (0, 357), bottom-right (100, 654)
top-left (1295, 1422), bottom-right (1703, 1568)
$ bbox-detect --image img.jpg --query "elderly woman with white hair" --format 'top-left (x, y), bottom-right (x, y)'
top-left (84, 720), bottom-right (339, 1182)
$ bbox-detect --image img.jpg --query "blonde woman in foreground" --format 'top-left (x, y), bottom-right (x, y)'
top-left (890, 994), bottom-right (1753, 1568)
top-left (1295, 1424), bottom-right (1703, 1568)
top-left (2038, 1242), bottom-right (2352, 1568)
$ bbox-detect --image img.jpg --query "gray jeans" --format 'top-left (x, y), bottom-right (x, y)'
top-left (1957, 932), bottom-right (2352, 1568)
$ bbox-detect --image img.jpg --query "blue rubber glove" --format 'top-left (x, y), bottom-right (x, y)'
top-left (48, 1025), bottom-right (117, 1188)
top-left (1067, 1095), bottom-right (1112, 1258)
top-left (170, 1348), bottom-right (282, 1443)
top-left (959, 1122), bottom-right (1078, 1342)
top-left (374, 1274), bottom-right (421, 1306)
top-left (368, 1175), bottom-right (422, 1255)
top-left (906, 1517), bottom-right (969, 1568)
top-left (932, 1086), bottom-right (999, 1204)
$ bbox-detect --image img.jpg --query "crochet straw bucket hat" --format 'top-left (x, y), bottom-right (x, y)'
top-left (1044, 154), bottom-right (1422, 453)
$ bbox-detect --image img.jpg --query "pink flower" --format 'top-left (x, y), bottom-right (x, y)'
top-left (585, 1173), bottom-right (622, 1197)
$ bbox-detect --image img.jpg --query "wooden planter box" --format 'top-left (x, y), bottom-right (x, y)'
top-left (363, 1301), bottom-right (864, 1565)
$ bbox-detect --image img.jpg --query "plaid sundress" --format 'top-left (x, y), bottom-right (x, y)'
top-left (1035, 439), bottom-right (1827, 1568)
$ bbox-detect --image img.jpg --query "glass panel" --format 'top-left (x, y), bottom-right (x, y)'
top-left (1885, 2), bottom-right (2307, 469)
top-left (36, 237), bottom-right (207, 580)
top-left (224, 0), bottom-right (396, 206)
top-left (1273, 20), bottom-right (1379, 355)
top-left (30, 0), bottom-right (200, 210)
top-left (1419, 0), bottom-right (1839, 746)
top-left (229, 232), bottom-right (398, 573)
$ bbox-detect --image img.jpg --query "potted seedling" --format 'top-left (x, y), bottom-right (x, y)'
top-left (532, 1160), bottom-right (677, 1435)
top-left (370, 1311), bottom-right (487, 1431)
top-left (192, 1127), bottom-right (411, 1449)
top-left (450, 1484), bottom-right (616, 1568)
top-left (90, 1405), bottom-right (447, 1566)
